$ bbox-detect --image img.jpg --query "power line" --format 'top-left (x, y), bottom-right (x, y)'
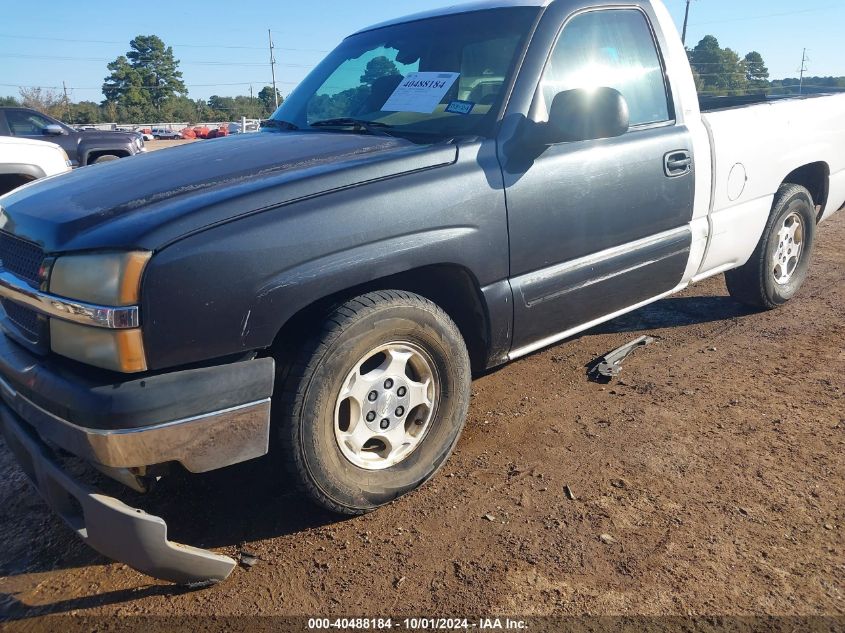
top-left (690, 4), bottom-right (841, 26)
top-left (1, 80), bottom-right (298, 91)
top-left (0, 32), bottom-right (328, 53)
top-left (0, 53), bottom-right (312, 68)
top-left (687, 61), bottom-right (769, 66)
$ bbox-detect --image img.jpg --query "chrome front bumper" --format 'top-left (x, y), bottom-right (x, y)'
top-left (0, 374), bottom-right (272, 473)
top-left (0, 333), bottom-right (275, 584)
top-left (0, 404), bottom-right (237, 584)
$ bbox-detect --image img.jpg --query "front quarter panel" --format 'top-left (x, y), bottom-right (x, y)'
top-left (140, 140), bottom-right (509, 370)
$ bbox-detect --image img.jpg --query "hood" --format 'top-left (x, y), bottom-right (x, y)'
top-left (0, 131), bottom-right (456, 253)
top-left (78, 129), bottom-right (140, 143)
top-left (0, 136), bottom-right (63, 150)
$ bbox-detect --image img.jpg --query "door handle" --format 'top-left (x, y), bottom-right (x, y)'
top-left (664, 151), bottom-right (692, 177)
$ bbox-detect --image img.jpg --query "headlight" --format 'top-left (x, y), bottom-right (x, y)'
top-left (134, 136), bottom-right (145, 151)
top-left (49, 251), bottom-right (151, 373)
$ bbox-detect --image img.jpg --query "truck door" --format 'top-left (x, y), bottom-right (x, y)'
top-left (499, 6), bottom-right (695, 352)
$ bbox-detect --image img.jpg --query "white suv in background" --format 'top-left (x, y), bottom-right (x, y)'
top-left (151, 127), bottom-right (183, 140)
top-left (0, 136), bottom-right (72, 197)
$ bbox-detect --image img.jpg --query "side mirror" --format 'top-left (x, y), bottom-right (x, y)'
top-left (43, 124), bottom-right (66, 136)
top-left (546, 87), bottom-right (630, 144)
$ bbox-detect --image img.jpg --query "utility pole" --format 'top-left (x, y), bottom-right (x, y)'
top-left (799, 48), bottom-right (808, 95)
top-left (62, 81), bottom-right (71, 122)
top-left (681, 0), bottom-right (692, 46)
top-left (268, 29), bottom-right (279, 110)
top-left (249, 84), bottom-right (255, 118)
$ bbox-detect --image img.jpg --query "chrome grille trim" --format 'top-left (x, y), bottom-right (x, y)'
top-left (0, 270), bottom-right (139, 330)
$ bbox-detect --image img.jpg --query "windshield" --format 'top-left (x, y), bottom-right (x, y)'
top-left (268, 8), bottom-right (538, 142)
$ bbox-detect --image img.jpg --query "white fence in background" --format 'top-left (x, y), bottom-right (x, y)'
top-left (77, 117), bottom-right (262, 133)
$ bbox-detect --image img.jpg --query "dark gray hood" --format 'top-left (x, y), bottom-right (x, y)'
top-left (0, 131), bottom-right (456, 253)
top-left (78, 128), bottom-right (140, 144)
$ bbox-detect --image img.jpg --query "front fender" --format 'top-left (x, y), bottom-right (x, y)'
top-left (140, 141), bottom-right (509, 370)
top-left (80, 143), bottom-right (133, 165)
top-left (0, 163), bottom-right (46, 180)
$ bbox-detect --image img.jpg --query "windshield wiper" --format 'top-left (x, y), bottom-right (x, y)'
top-left (261, 119), bottom-right (299, 131)
top-left (310, 118), bottom-right (393, 136)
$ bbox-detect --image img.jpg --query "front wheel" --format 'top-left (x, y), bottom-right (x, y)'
top-left (725, 183), bottom-right (817, 309)
top-left (278, 290), bottom-right (471, 515)
top-left (93, 154), bottom-right (120, 164)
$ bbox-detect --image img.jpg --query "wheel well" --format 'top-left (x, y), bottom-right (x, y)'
top-left (784, 162), bottom-right (829, 222)
top-left (270, 265), bottom-right (491, 375)
top-left (0, 173), bottom-right (36, 196)
top-left (86, 150), bottom-right (129, 164)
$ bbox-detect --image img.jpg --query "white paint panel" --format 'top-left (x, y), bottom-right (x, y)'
top-left (700, 93), bottom-right (845, 273)
top-left (680, 216), bottom-right (710, 282)
top-left (821, 169), bottom-right (845, 223)
top-left (699, 195), bottom-right (773, 272)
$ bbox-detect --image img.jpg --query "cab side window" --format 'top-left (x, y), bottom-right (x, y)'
top-left (6, 110), bottom-right (53, 135)
top-left (541, 9), bottom-right (671, 127)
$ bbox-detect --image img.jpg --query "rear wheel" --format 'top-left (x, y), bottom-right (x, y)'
top-left (278, 290), bottom-right (471, 515)
top-left (725, 184), bottom-right (816, 309)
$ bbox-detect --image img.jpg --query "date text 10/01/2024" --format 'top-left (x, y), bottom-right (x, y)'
top-left (307, 618), bottom-right (528, 630)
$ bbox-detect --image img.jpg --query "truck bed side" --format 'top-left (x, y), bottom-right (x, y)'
top-left (697, 93), bottom-right (845, 276)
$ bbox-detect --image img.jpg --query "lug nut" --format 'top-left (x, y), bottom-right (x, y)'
top-left (384, 378), bottom-right (394, 389)
top-left (368, 391), bottom-right (378, 402)
top-left (395, 406), bottom-right (405, 417)
top-left (366, 411), bottom-right (376, 422)
top-left (380, 419), bottom-right (390, 430)
top-left (397, 386), bottom-right (407, 397)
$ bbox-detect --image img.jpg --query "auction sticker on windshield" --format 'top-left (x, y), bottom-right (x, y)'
top-left (382, 72), bottom-right (460, 114)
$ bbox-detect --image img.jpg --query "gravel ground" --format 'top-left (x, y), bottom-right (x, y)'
top-left (1, 208), bottom-right (843, 627)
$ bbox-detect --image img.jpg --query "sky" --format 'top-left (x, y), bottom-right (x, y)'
top-left (1, 0), bottom-right (843, 103)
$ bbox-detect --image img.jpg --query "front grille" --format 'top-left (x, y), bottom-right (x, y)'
top-left (0, 231), bottom-right (46, 346)
top-left (1, 299), bottom-right (41, 341)
top-left (0, 231), bottom-right (44, 286)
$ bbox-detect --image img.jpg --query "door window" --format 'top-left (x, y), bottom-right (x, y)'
top-left (540, 9), bottom-right (671, 127)
top-left (6, 110), bottom-right (55, 136)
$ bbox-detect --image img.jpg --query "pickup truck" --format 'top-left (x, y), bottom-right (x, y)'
top-left (0, 136), bottom-right (71, 196)
top-left (0, 0), bottom-right (843, 585)
top-left (0, 107), bottom-right (146, 166)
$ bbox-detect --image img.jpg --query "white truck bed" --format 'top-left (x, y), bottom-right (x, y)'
top-left (694, 93), bottom-right (845, 276)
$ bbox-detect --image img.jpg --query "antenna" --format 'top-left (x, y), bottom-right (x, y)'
top-left (268, 29), bottom-right (279, 110)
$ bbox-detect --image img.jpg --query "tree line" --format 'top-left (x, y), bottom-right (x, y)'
top-left (687, 35), bottom-right (845, 96)
top-left (0, 89), bottom-right (281, 124)
top-left (1, 35), bottom-right (282, 124)
top-left (2, 33), bottom-right (842, 125)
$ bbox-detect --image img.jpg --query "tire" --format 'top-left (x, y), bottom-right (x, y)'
top-left (93, 154), bottom-right (120, 164)
top-left (725, 183), bottom-right (816, 309)
top-left (278, 290), bottom-right (471, 515)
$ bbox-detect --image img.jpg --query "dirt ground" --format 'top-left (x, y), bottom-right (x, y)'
top-left (145, 139), bottom-right (195, 151)
top-left (1, 210), bottom-right (843, 627)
